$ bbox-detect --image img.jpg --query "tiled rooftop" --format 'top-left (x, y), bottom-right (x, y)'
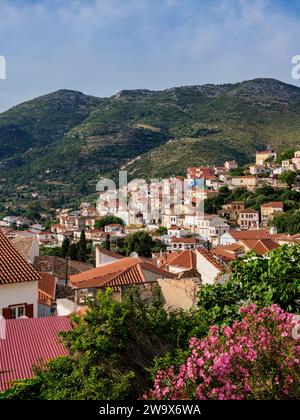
top-left (0, 231), bottom-right (40, 285)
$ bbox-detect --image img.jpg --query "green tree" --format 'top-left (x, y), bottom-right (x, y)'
top-left (94, 216), bottom-right (124, 230)
top-left (0, 289), bottom-right (208, 400)
top-left (155, 226), bottom-right (168, 235)
top-left (61, 237), bottom-right (70, 258)
top-left (151, 240), bottom-right (167, 253)
top-left (39, 246), bottom-right (62, 257)
top-left (68, 243), bottom-right (78, 261)
top-left (103, 234), bottom-right (111, 251)
top-left (198, 245), bottom-right (300, 325)
top-left (279, 170), bottom-right (297, 189)
top-left (25, 202), bottom-right (42, 221)
top-left (271, 209), bottom-right (300, 234)
top-left (229, 167), bottom-right (245, 176)
top-left (77, 230), bottom-right (87, 262)
top-left (124, 231), bottom-right (154, 257)
top-left (276, 149), bottom-right (294, 164)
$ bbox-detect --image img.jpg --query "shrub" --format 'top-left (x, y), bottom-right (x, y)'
top-left (144, 305), bottom-right (300, 400)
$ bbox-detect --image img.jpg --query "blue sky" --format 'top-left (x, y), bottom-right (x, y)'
top-left (0, 0), bottom-right (299, 111)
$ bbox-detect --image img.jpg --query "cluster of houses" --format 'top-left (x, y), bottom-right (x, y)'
top-left (1, 149), bottom-right (300, 391)
top-left (251, 149), bottom-right (300, 175)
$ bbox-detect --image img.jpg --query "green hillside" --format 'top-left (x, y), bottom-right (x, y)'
top-left (1, 78), bottom-right (300, 211)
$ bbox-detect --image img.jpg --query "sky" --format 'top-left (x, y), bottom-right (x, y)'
top-left (0, 0), bottom-right (300, 111)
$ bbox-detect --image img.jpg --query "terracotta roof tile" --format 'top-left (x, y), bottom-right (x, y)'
top-left (0, 231), bottom-right (40, 285)
top-left (38, 272), bottom-right (56, 299)
top-left (249, 239), bottom-right (279, 255)
top-left (197, 248), bottom-right (224, 271)
top-left (261, 202), bottom-right (284, 208)
top-left (163, 250), bottom-right (196, 270)
top-left (171, 237), bottom-right (197, 244)
top-left (213, 238), bottom-right (279, 259)
top-left (238, 209), bottom-right (259, 214)
top-left (10, 236), bottom-right (36, 260)
top-left (228, 229), bottom-right (270, 240)
top-left (70, 257), bottom-right (175, 289)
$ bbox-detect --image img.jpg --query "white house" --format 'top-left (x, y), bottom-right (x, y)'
top-left (185, 214), bottom-right (230, 246)
top-left (292, 151), bottom-right (300, 170)
top-left (104, 223), bottom-right (124, 235)
top-left (168, 237), bottom-right (198, 251)
top-left (96, 247), bottom-right (125, 267)
top-left (167, 226), bottom-right (190, 238)
top-left (237, 209), bottom-right (259, 230)
top-left (196, 248), bottom-right (225, 285)
top-left (0, 231), bottom-right (40, 319)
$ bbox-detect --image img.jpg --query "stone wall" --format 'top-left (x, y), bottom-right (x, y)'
top-left (158, 277), bottom-right (201, 311)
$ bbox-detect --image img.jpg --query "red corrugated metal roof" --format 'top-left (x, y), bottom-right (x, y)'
top-left (0, 317), bottom-right (72, 391)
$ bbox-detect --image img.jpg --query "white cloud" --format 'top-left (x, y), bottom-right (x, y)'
top-left (0, 0), bottom-right (299, 111)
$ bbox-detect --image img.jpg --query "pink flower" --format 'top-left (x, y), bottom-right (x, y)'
top-left (144, 305), bottom-right (299, 401)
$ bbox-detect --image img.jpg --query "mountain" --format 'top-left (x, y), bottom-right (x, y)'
top-left (0, 78), bottom-right (300, 211)
top-left (0, 90), bottom-right (101, 160)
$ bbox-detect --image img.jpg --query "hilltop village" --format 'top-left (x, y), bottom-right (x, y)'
top-left (0, 148), bottom-right (299, 396)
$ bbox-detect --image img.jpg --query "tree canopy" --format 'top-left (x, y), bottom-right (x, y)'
top-left (94, 216), bottom-right (124, 230)
top-left (124, 231), bottom-right (155, 257)
top-left (0, 289), bottom-right (207, 400)
top-left (1, 244), bottom-right (299, 400)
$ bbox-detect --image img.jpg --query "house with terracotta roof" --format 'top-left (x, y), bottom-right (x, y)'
top-left (0, 316), bottom-right (72, 391)
top-left (38, 272), bottom-right (57, 317)
top-left (220, 229), bottom-right (273, 246)
top-left (196, 248), bottom-right (226, 285)
top-left (69, 256), bottom-right (176, 304)
top-left (35, 230), bottom-right (55, 246)
top-left (261, 202), bottom-right (284, 227)
top-left (160, 226), bottom-right (192, 248)
top-left (237, 209), bottom-right (259, 230)
top-left (0, 231), bottom-right (40, 319)
top-left (212, 243), bottom-right (245, 261)
top-left (51, 223), bottom-right (68, 234)
top-left (218, 201), bottom-right (245, 222)
top-left (81, 207), bottom-right (97, 217)
top-left (256, 150), bottom-right (277, 165)
top-left (10, 235), bottom-right (39, 264)
top-left (187, 166), bottom-right (215, 179)
top-left (161, 248), bottom-right (227, 285)
top-left (161, 250), bottom-right (197, 274)
top-left (213, 238), bottom-right (279, 260)
top-left (168, 237), bottom-right (198, 252)
top-left (242, 238), bottom-right (279, 256)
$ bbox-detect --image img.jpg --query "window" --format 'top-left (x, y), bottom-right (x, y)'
top-left (10, 305), bottom-right (25, 319)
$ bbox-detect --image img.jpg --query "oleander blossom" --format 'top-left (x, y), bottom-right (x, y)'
top-left (144, 305), bottom-right (300, 400)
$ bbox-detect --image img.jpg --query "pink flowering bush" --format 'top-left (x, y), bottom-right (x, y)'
top-left (144, 305), bottom-right (300, 400)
